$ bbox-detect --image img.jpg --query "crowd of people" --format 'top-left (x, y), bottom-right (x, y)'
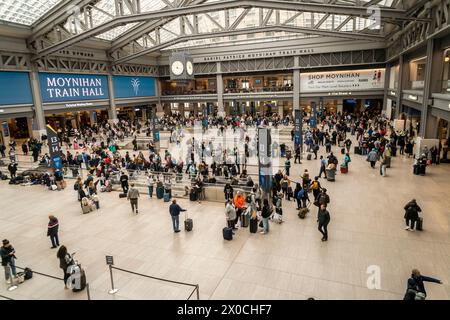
top-left (0, 109), bottom-right (447, 300)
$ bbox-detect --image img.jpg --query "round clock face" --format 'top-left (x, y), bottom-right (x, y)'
top-left (186, 61), bottom-right (194, 75)
top-left (171, 61), bottom-right (184, 76)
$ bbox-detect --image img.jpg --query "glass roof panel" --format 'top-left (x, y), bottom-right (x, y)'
top-left (165, 32), bottom-right (316, 51)
top-left (0, 0), bottom-right (64, 26)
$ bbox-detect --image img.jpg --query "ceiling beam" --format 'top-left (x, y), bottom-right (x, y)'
top-left (114, 25), bottom-right (385, 64)
top-left (33, 0), bottom-right (406, 59)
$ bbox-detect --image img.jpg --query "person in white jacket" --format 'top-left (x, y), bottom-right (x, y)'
top-left (225, 200), bottom-right (237, 232)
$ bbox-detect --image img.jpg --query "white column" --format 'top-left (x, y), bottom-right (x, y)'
top-left (107, 75), bottom-right (118, 123)
top-left (217, 62), bottom-right (224, 117)
top-left (29, 70), bottom-right (47, 139)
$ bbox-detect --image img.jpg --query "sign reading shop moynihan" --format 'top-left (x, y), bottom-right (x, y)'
top-left (200, 49), bottom-right (314, 62)
top-left (39, 73), bottom-right (109, 103)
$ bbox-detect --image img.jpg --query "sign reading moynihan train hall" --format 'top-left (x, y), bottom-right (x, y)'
top-left (39, 73), bottom-right (109, 103)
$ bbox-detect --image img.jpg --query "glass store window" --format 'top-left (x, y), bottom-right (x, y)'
top-left (409, 57), bottom-right (426, 90)
top-left (389, 65), bottom-right (399, 89)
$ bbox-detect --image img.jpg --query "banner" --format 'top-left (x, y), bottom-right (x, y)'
top-left (318, 97), bottom-right (324, 115)
top-left (294, 109), bottom-right (302, 147)
top-left (310, 101), bottom-right (316, 128)
top-left (113, 75), bottom-right (156, 99)
top-left (39, 73), bottom-right (109, 103)
top-left (0, 71), bottom-right (33, 106)
top-left (300, 69), bottom-right (385, 93)
top-left (46, 125), bottom-right (63, 170)
top-left (258, 128), bottom-right (273, 192)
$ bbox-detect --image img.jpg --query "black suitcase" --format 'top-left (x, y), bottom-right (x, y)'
top-left (413, 164), bottom-right (419, 175)
top-left (156, 186), bottom-right (164, 199)
top-left (354, 146), bottom-right (361, 155)
top-left (307, 154), bottom-right (312, 161)
top-left (189, 190), bottom-right (198, 201)
top-left (185, 212), bottom-right (193, 231)
top-left (241, 213), bottom-right (249, 228)
top-left (249, 218), bottom-right (258, 233)
top-left (341, 148), bottom-right (345, 155)
top-left (416, 217), bottom-right (423, 231)
top-left (223, 227), bottom-right (233, 240)
top-left (119, 193), bottom-right (127, 198)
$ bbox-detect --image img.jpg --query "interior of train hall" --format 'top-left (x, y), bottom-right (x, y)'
top-left (1, 0), bottom-right (450, 303)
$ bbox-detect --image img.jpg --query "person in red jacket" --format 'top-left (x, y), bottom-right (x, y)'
top-left (233, 191), bottom-right (245, 226)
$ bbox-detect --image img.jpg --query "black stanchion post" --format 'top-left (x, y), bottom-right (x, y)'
top-left (196, 285), bottom-right (200, 300)
top-left (106, 256), bottom-right (118, 294)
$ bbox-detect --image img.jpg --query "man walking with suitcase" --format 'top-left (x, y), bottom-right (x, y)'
top-left (404, 199), bottom-right (422, 231)
top-left (169, 200), bottom-right (187, 233)
top-left (127, 183), bottom-right (140, 214)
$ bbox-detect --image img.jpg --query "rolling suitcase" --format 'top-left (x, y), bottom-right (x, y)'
top-left (413, 164), bottom-right (419, 175)
top-left (223, 227), bottom-right (233, 240)
top-left (416, 217), bottom-right (423, 231)
top-left (156, 186), bottom-right (164, 199)
top-left (298, 207), bottom-right (309, 219)
top-left (307, 154), bottom-right (312, 161)
top-left (341, 148), bottom-right (345, 155)
top-left (189, 190), bottom-right (198, 201)
top-left (164, 192), bottom-right (170, 202)
top-left (71, 265), bottom-right (86, 292)
top-left (185, 213), bottom-right (193, 232)
top-left (354, 146), bottom-right (361, 155)
top-left (119, 193), bottom-right (127, 198)
top-left (241, 213), bottom-right (249, 228)
top-left (249, 218), bottom-right (258, 233)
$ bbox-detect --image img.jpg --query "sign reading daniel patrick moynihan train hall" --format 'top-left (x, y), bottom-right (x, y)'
top-left (39, 73), bottom-right (109, 103)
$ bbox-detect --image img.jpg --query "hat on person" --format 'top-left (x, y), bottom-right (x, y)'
top-left (2, 239), bottom-right (9, 246)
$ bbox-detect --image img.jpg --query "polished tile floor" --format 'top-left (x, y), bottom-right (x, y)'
top-left (1, 136), bottom-right (450, 300)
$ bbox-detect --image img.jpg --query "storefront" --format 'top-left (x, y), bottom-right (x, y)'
top-left (160, 77), bottom-right (216, 95)
top-left (0, 71), bottom-right (34, 144)
top-left (223, 73), bottom-right (293, 93)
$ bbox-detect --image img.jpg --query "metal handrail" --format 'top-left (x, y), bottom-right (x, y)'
top-left (110, 265), bottom-right (199, 300)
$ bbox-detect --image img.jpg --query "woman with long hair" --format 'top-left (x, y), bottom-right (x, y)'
top-left (56, 245), bottom-right (73, 289)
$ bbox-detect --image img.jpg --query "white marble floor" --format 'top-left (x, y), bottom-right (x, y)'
top-left (1, 137), bottom-right (450, 300)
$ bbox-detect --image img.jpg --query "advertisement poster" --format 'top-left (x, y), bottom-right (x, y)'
top-left (300, 69), bottom-right (385, 93)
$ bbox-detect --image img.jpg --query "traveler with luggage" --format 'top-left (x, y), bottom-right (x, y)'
top-left (318, 156), bottom-right (327, 179)
top-left (233, 191), bottom-right (245, 226)
top-left (310, 177), bottom-right (322, 201)
top-left (285, 159), bottom-right (291, 176)
top-left (404, 199), bottom-right (422, 231)
top-left (47, 215), bottom-right (60, 249)
top-left (8, 162), bottom-right (17, 179)
top-left (379, 156), bottom-right (387, 177)
top-left (403, 269), bottom-right (442, 300)
top-left (260, 199), bottom-right (271, 235)
top-left (127, 183), bottom-right (140, 214)
top-left (56, 245), bottom-right (73, 289)
top-left (294, 145), bottom-right (301, 164)
top-left (317, 204), bottom-right (331, 242)
top-left (147, 174), bottom-right (155, 198)
top-left (224, 183), bottom-right (234, 201)
top-left (367, 148), bottom-right (379, 168)
top-left (344, 138), bottom-right (352, 153)
top-left (169, 199), bottom-right (187, 233)
top-left (120, 171), bottom-right (129, 194)
top-left (1, 239), bottom-right (17, 285)
top-left (225, 200), bottom-right (237, 232)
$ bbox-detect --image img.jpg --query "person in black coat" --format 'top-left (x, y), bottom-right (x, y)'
top-left (120, 172), bottom-right (129, 194)
top-left (317, 204), bottom-right (331, 241)
top-left (404, 269), bottom-right (442, 300)
top-left (404, 199), bottom-right (421, 231)
top-left (8, 162), bottom-right (18, 178)
top-left (47, 215), bottom-right (60, 249)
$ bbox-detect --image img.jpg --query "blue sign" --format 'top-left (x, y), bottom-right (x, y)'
top-left (39, 73), bottom-right (109, 103)
top-left (0, 72), bottom-right (33, 105)
top-left (310, 101), bottom-right (316, 128)
top-left (113, 75), bottom-right (156, 99)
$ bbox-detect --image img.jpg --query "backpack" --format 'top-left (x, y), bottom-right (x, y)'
top-left (312, 181), bottom-right (319, 190)
top-left (297, 189), bottom-right (305, 200)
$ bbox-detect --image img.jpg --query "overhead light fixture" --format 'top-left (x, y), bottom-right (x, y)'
top-left (408, 95), bottom-right (418, 101)
top-left (445, 56), bottom-right (450, 62)
top-left (390, 91), bottom-right (396, 95)
top-left (0, 109), bottom-right (4, 113)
